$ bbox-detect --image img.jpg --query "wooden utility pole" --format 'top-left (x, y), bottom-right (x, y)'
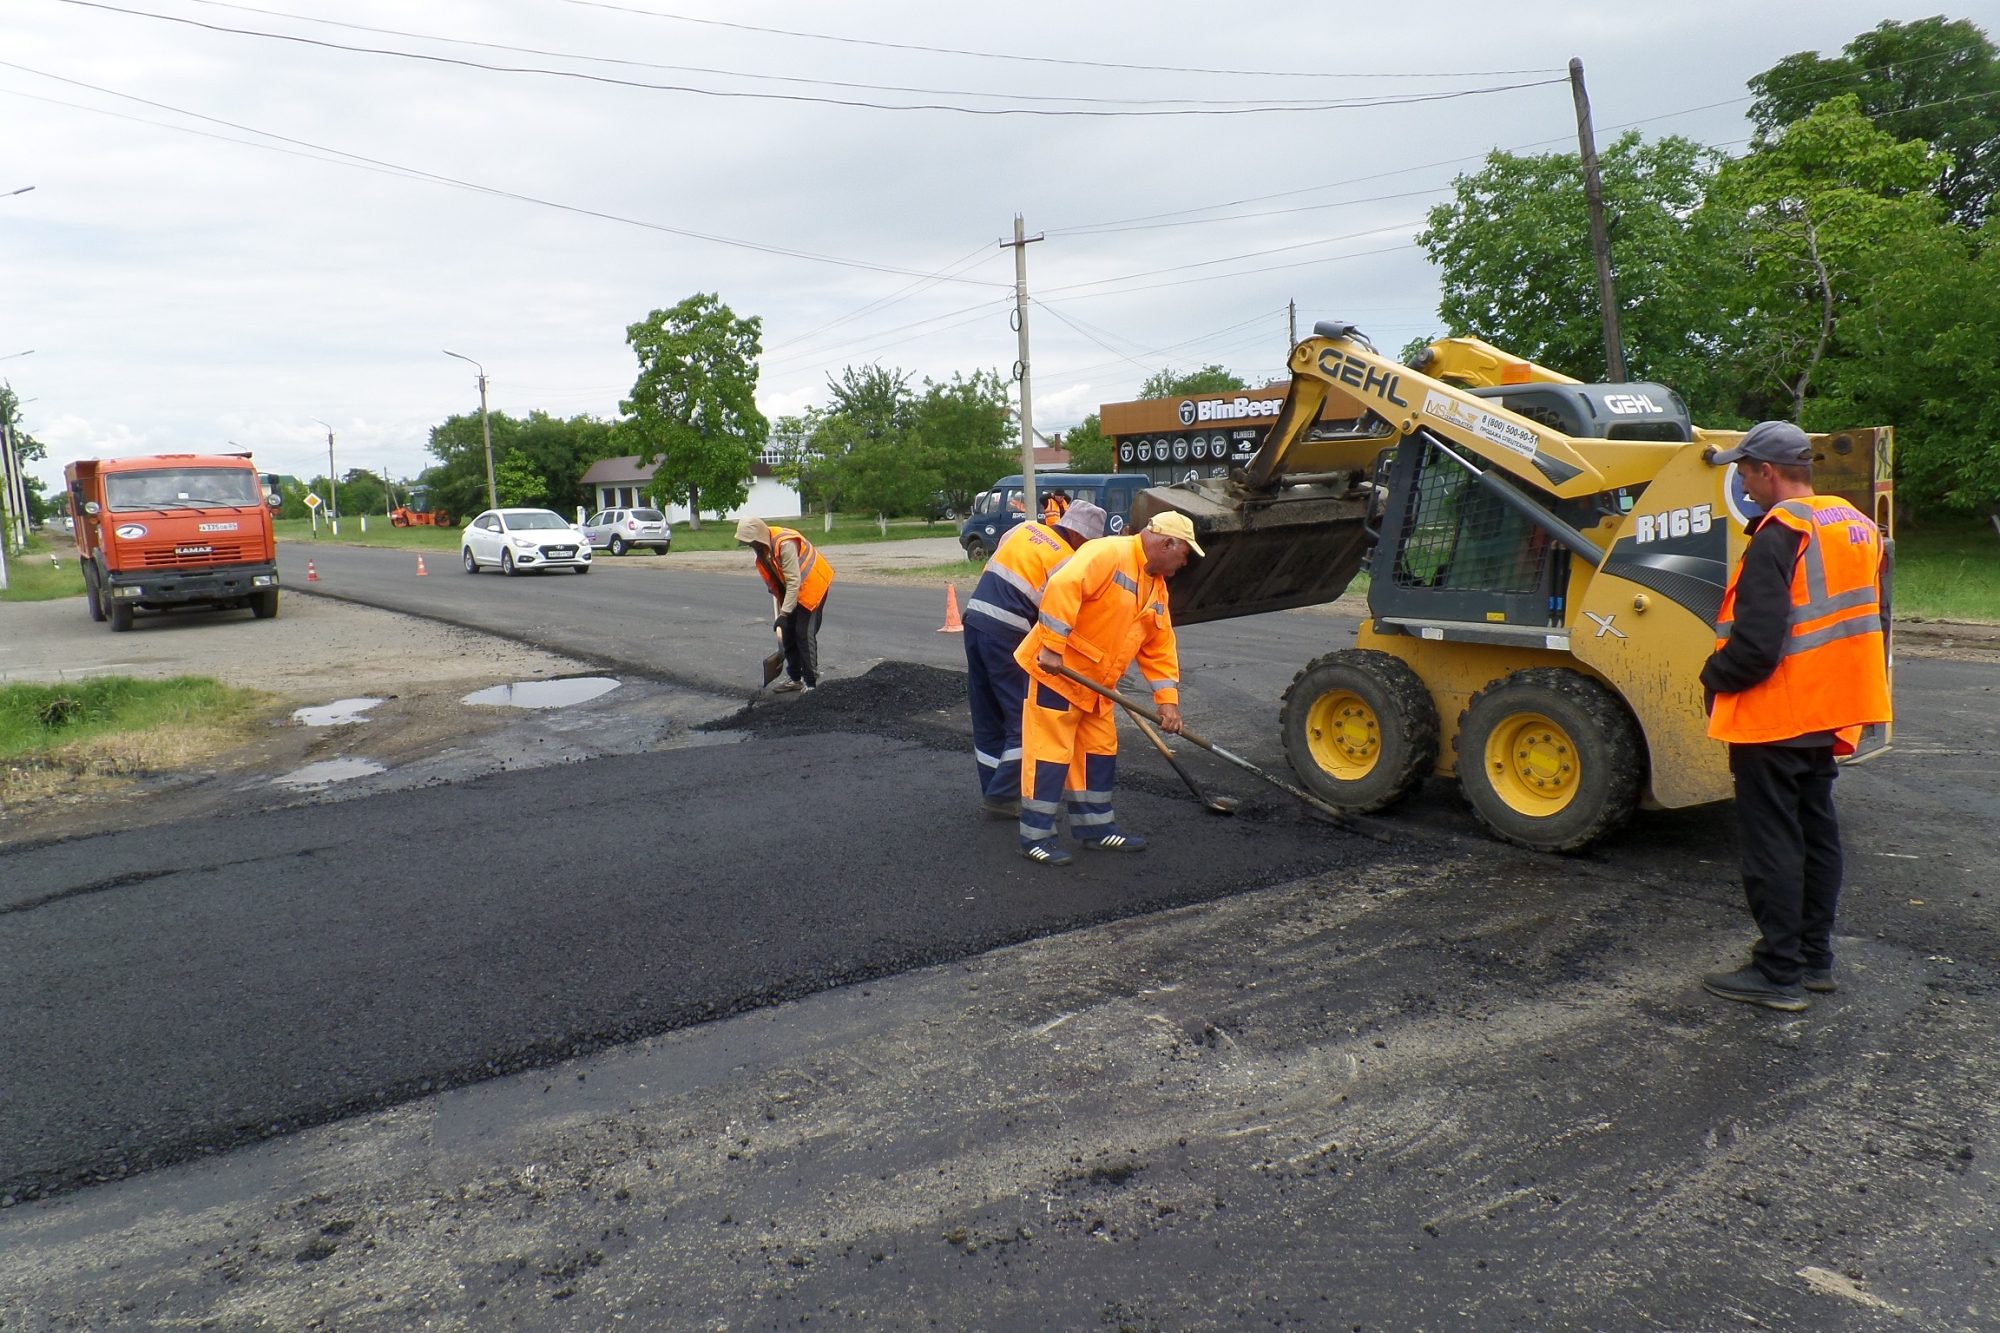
top-left (1288, 299), bottom-right (1298, 353)
top-left (1569, 58), bottom-right (1627, 382)
top-left (1001, 215), bottom-right (1044, 514)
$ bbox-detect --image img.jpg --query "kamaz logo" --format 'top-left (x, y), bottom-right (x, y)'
top-left (1605, 393), bottom-right (1664, 415)
top-left (1179, 397), bottom-right (1282, 424)
top-left (175, 545), bottom-right (214, 556)
top-left (1316, 348), bottom-right (1410, 408)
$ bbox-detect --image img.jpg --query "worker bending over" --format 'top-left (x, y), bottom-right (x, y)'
top-left (1699, 421), bottom-right (1892, 1012)
top-left (1013, 512), bottom-right (1201, 865)
top-left (963, 500), bottom-right (1108, 818)
top-left (736, 516), bottom-right (835, 694)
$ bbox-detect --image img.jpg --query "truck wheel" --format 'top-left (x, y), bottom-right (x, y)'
top-left (463, 547), bottom-right (479, 574)
top-left (1281, 649), bottom-right (1439, 812)
top-left (964, 537), bottom-right (991, 563)
top-left (84, 568), bottom-right (106, 623)
top-left (1454, 668), bottom-right (1643, 853)
top-left (252, 589), bottom-right (280, 619)
top-left (109, 600), bottom-right (135, 633)
top-left (608, 536), bottom-right (627, 556)
top-left (500, 551), bottom-right (517, 576)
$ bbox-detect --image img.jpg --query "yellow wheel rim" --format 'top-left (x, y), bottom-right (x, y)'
top-left (1305, 689), bottom-right (1381, 782)
top-left (1484, 711), bottom-right (1580, 816)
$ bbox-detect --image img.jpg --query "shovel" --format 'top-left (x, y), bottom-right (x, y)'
top-left (1048, 662), bottom-right (1362, 830)
top-left (1128, 707), bottom-right (1238, 815)
top-left (761, 598), bottom-right (785, 687)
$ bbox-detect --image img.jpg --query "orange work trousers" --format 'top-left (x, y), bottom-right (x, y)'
top-left (1018, 679), bottom-right (1121, 849)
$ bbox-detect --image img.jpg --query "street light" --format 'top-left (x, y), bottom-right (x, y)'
top-left (311, 418), bottom-right (338, 521)
top-left (443, 350), bottom-right (497, 510)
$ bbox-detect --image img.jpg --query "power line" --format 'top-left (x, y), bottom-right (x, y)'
top-left (563, 0), bottom-right (1564, 80)
top-left (57, 1), bottom-right (1566, 117)
top-left (1040, 221), bottom-right (1425, 297)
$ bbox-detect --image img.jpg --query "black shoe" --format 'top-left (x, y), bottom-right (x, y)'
top-left (1802, 967), bottom-right (1837, 993)
top-left (1081, 832), bottom-right (1147, 853)
top-left (1019, 843), bottom-right (1072, 867)
top-left (981, 798), bottom-right (1020, 820)
top-left (1702, 965), bottom-right (1808, 1012)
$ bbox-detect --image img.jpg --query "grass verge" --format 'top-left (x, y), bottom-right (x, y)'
top-left (1, 532), bottom-right (88, 602)
top-left (1896, 517), bottom-right (2000, 622)
top-left (0, 675), bottom-right (275, 809)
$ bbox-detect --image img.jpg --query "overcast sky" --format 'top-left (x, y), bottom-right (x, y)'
top-left (5, 0), bottom-right (1962, 496)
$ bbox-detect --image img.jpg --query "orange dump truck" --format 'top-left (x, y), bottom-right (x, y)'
top-left (66, 452), bottom-right (282, 632)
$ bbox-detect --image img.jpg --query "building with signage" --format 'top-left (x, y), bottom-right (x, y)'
top-left (1098, 381), bottom-right (1369, 485)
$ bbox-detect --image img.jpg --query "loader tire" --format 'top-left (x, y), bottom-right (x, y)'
top-left (1281, 649), bottom-right (1439, 813)
top-left (1454, 668), bottom-right (1643, 853)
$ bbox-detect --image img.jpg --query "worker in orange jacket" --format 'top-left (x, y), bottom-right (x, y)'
top-left (1041, 489), bottom-right (1071, 526)
top-left (736, 516), bottom-right (835, 693)
top-left (1697, 421), bottom-right (1892, 1012)
top-left (963, 500), bottom-right (1108, 818)
top-left (1011, 512), bottom-right (1202, 865)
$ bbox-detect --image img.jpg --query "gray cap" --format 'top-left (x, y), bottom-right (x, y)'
top-left (1055, 499), bottom-right (1107, 541)
top-left (1709, 420), bottom-right (1814, 467)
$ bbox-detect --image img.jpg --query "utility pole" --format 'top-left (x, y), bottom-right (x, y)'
top-left (0, 418), bottom-right (14, 586)
top-left (1000, 215), bottom-right (1044, 515)
top-left (1288, 299), bottom-right (1298, 354)
top-left (1569, 57), bottom-right (1627, 382)
top-left (312, 418), bottom-right (338, 522)
top-left (443, 350), bottom-right (497, 510)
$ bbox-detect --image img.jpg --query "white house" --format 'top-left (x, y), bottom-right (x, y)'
top-left (577, 453), bottom-right (801, 524)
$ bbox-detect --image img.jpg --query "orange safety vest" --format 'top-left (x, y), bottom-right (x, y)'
top-left (1015, 535), bottom-right (1179, 713)
top-left (1709, 496), bottom-right (1891, 754)
top-left (1042, 495), bottom-right (1069, 525)
top-left (754, 526), bottom-right (834, 612)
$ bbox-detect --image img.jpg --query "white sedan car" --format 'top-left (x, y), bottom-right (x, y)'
top-left (460, 508), bottom-right (593, 576)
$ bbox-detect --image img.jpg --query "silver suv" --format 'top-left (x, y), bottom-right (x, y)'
top-left (582, 507), bottom-right (672, 555)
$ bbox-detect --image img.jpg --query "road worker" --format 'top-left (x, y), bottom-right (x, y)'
top-left (736, 516), bottom-right (835, 694)
top-left (1042, 488), bottom-right (1071, 526)
top-left (1698, 421), bottom-right (1892, 1011)
top-left (962, 500), bottom-right (1108, 818)
top-left (1012, 511), bottom-right (1201, 865)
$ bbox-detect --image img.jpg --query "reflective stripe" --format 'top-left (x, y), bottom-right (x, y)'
top-left (1112, 570), bottom-right (1140, 597)
top-left (1784, 614), bottom-right (1884, 655)
top-left (1039, 611), bottom-right (1073, 636)
top-left (1068, 809), bottom-right (1115, 826)
top-left (1069, 787), bottom-right (1115, 804)
top-left (974, 746), bottom-right (1001, 768)
top-left (1021, 797), bottom-right (1061, 815)
top-left (965, 599), bottom-right (1033, 633)
top-left (990, 562), bottom-right (1043, 605)
top-left (1796, 585), bottom-right (1878, 621)
top-left (1147, 678), bottom-right (1177, 695)
top-left (1150, 601), bottom-right (1167, 617)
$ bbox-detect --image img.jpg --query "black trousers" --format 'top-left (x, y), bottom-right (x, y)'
top-left (1730, 742), bottom-right (1842, 984)
top-left (779, 597), bottom-right (825, 687)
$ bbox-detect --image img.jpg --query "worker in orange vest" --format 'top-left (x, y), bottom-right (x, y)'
top-left (1011, 512), bottom-right (1201, 865)
top-left (1041, 489), bottom-right (1071, 526)
top-left (736, 517), bottom-right (836, 693)
top-left (963, 500), bottom-right (1108, 819)
top-left (1698, 421), bottom-right (1892, 1012)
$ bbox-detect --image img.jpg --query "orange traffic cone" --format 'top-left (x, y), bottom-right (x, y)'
top-left (416, 555), bottom-right (428, 577)
top-left (937, 582), bottom-right (964, 633)
top-left (306, 560), bottom-right (318, 583)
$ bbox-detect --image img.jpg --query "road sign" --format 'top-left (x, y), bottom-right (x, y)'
top-left (303, 492), bottom-right (322, 510)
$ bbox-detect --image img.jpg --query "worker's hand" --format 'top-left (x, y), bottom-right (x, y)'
top-left (1038, 648), bottom-right (1062, 673)
top-left (773, 616), bottom-right (784, 632)
top-left (1156, 703), bottom-right (1183, 735)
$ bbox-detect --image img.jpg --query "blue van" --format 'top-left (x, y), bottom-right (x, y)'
top-left (957, 473), bottom-right (1149, 561)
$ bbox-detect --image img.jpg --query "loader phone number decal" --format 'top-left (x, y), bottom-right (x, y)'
top-left (1633, 503), bottom-right (1712, 543)
top-left (1420, 390), bottom-right (1539, 461)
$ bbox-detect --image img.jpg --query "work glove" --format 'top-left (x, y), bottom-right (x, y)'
top-left (773, 616), bottom-right (785, 632)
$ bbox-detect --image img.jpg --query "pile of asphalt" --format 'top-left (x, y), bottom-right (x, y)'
top-left (706, 660), bottom-right (970, 749)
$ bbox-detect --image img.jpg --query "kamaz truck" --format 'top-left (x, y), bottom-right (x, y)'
top-left (66, 452), bottom-right (282, 632)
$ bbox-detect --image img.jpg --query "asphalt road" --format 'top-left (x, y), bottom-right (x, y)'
top-left (2, 539), bottom-right (1996, 1329)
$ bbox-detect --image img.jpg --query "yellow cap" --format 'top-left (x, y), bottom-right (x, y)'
top-left (1145, 511), bottom-right (1205, 557)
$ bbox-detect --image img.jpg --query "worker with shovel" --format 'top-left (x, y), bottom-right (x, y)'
top-left (962, 500), bottom-right (1107, 819)
top-left (1012, 512), bottom-right (1200, 865)
top-left (736, 517), bottom-right (835, 694)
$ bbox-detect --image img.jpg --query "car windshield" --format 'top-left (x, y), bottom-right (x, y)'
top-left (631, 509), bottom-right (664, 522)
top-left (502, 511), bottom-right (572, 531)
top-left (104, 468), bottom-right (263, 512)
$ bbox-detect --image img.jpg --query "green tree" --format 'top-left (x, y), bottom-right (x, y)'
top-left (1748, 16), bottom-right (1999, 227)
top-left (510, 411), bottom-right (617, 513)
top-left (621, 293), bottom-right (768, 530)
top-left (1419, 133), bottom-right (1736, 399)
top-left (0, 385), bottom-right (50, 523)
top-left (1137, 364), bottom-right (1245, 399)
top-left (814, 364), bottom-right (916, 517)
top-left (768, 408), bottom-right (830, 510)
top-left (910, 369), bottom-right (1016, 514)
top-left (1061, 412), bottom-right (1114, 472)
top-left (492, 453), bottom-right (547, 508)
top-left (427, 409), bottom-right (524, 520)
top-left (340, 469), bottom-right (388, 518)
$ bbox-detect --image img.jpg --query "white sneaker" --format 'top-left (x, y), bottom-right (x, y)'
top-left (771, 680), bottom-right (804, 694)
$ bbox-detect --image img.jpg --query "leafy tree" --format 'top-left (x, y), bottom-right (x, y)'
top-left (1418, 133), bottom-right (1737, 399)
top-left (1748, 16), bottom-right (1999, 227)
top-left (813, 364), bottom-right (917, 517)
top-left (0, 385), bottom-right (49, 523)
top-left (492, 453), bottom-right (547, 508)
top-left (621, 293), bottom-right (768, 530)
top-left (1137, 364), bottom-right (1245, 399)
top-left (1061, 412), bottom-right (1114, 472)
top-left (910, 369), bottom-right (1016, 514)
top-left (427, 409), bottom-right (523, 520)
top-left (508, 412), bottom-right (616, 513)
top-left (768, 408), bottom-right (830, 510)
top-left (340, 469), bottom-right (388, 518)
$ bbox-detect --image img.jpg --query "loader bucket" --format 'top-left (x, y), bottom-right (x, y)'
top-left (1131, 476), bottom-right (1376, 625)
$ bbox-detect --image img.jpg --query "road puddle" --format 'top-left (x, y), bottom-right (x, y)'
top-left (274, 758), bottom-right (387, 789)
top-left (462, 677), bottom-right (620, 709)
top-left (292, 698), bottom-right (386, 726)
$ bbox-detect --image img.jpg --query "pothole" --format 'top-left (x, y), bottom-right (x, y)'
top-left (291, 698), bottom-right (387, 727)
top-left (274, 758), bottom-right (387, 789)
top-left (461, 677), bottom-right (621, 709)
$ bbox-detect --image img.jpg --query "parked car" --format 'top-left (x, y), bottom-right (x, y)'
top-left (581, 507), bottom-right (672, 555)
top-left (461, 508), bottom-right (593, 575)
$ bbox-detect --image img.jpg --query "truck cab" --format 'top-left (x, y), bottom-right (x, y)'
top-left (957, 473), bottom-right (1150, 561)
top-left (67, 453), bottom-right (282, 632)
